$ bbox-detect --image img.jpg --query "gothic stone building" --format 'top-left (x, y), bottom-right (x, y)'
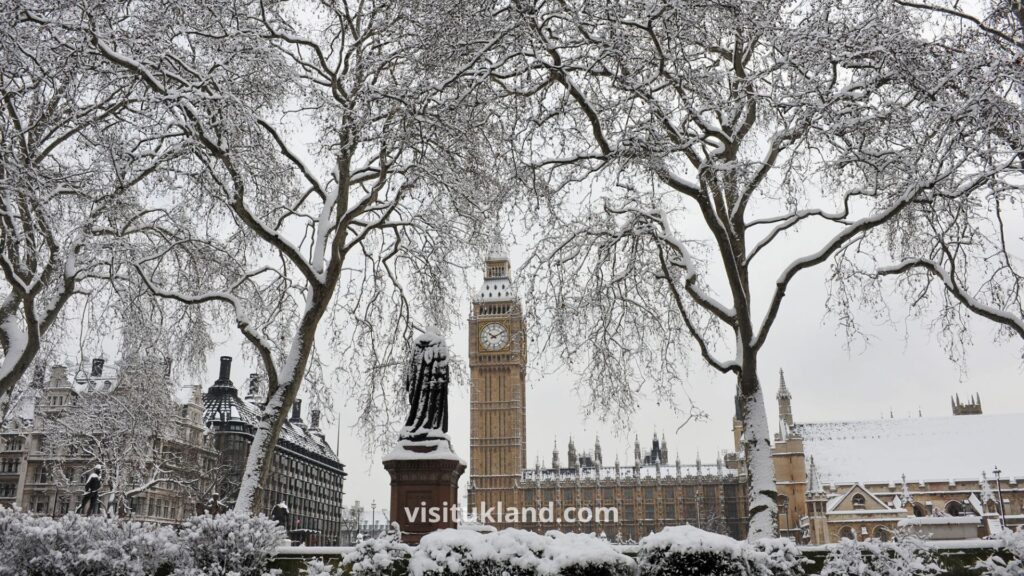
top-left (764, 372), bottom-right (1024, 544)
top-left (0, 360), bottom-right (217, 523)
top-left (204, 356), bottom-right (347, 545)
top-left (467, 254), bottom-right (748, 541)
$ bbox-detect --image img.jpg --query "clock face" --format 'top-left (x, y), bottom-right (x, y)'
top-left (479, 323), bottom-right (509, 351)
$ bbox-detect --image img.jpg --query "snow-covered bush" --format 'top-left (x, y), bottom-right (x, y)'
top-left (820, 537), bottom-right (940, 576)
top-left (484, 528), bottom-right (546, 576)
top-left (976, 530), bottom-right (1024, 576)
top-left (0, 507), bottom-right (180, 576)
top-left (638, 525), bottom-right (749, 576)
top-left (749, 537), bottom-right (808, 576)
top-left (175, 511), bottom-right (287, 576)
top-left (408, 528), bottom-right (634, 576)
top-left (409, 529), bottom-right (503, 576)
top-left (539, 531), bottom-right (634, 576)
top-left (341, 531), bottom-right (411, 576)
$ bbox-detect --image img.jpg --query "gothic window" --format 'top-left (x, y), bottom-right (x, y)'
top-left (873, 526), bottom-right (892, 541)
top-left (912, 503), bottom-right (928, 517)
top-left (644, 486), bottom-right (655, 500)
top-left (664, 504), bottom-right (675, 519)
top-left (945, 501), bottom-right (964, 516)
top-left (664, 486), bottom-right (675, 498)
top-left (645, 505), bottom-right (655, 519)
top-left (602, 487), bottom-right (615, 500)
top-left (852, 494), bottom-right (866, 510)
top-left (838, 526), bottom-right (856, 541)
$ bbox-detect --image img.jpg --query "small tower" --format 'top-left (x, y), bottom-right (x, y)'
top-left (567, 437), bottom-right (578, 468)
top-left (552, 439), bottom-right (560, 469)
top-left (777, 369), bottom-right (794, 427)
top-left (951, 393), bottom-right (982, 415)
top-left (695, 451), bottom-right (702, 476)
top-left (661, 433), bottom-right (668, 463)
top-left (651, 432), bottom-right (660, 464)
top-left (633, 435), bottom-right (641, 466)
top-left (594, 437), bottom-right (603, 467)
top-left (805, 457), bottom-right (830, 543)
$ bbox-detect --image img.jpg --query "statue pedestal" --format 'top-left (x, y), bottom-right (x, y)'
top-left (382, 437), bottom-right (465, 544)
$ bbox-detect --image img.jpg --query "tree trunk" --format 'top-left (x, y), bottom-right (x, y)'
top-left (738, 367), bottom-right (778, 540)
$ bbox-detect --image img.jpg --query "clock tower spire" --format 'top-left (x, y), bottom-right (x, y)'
top-left (467, 252), bottom-right (528, 525)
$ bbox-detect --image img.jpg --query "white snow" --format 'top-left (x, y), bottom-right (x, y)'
top-left (383, 432), bottom-right (465, 464)
top-left (639, 524), bottom-right (744, 555)
top-left (795, 412), bottom-right (1023, 485)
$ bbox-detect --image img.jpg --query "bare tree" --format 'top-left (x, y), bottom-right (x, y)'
top-left (27, 0), bottom-right (509, 512)
top-left (872, 0), bottom-right (1024, 345)
top-left (488, 0), bottom-right (1011, 538)
top-left (1, 4), bottom-right (194, 403)
top-left (37, 359), bottom-right (213, 516)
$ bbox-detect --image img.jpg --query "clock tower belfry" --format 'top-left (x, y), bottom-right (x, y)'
top-left (467, 252), bottom-right (528, 520)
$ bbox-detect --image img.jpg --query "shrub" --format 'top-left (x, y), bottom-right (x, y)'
top-left (539, 531), bottom-right (635, 576)
top-left (976, 530), bottom-right (1024, 576)
top-left (0, 507), bottom-right (180, 576)
top-left (638, 526), bottom-right (749, 576)
top-left (174, 511), bottom-right (287, 576)
top-left (486, 528), bottom-right (546, 576)
top-left (749, 537), bottom-right (808, 576)
top-left (341, 531), bottom-right (411, 576)
top-left (820, 536), bottom-right (940, 576)
top-left (409, 529), bottom-right (502, 576)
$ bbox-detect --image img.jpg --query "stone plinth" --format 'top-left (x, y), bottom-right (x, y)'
top-left (383, 438), bottom-right (465, 544)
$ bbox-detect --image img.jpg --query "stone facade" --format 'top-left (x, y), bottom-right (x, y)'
top-left (765, 372), bottom-right (1024, 544)
top-left (0, 361), bottom-right (217, 523)
top-left (466, 254), bottom-right (748, 541)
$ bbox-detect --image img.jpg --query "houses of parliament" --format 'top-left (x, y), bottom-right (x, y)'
top-left (466, 253), bottom-right (748, 541)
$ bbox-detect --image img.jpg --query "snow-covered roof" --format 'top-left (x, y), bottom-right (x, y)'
top-left (522, 462), bottom-right (736, 482)
top-left (475, 276), bottom-right (516, 302)
top-left (794, 413), bottom-right (1023, 485)
top-left (204, 382), bottom-right (344, 473)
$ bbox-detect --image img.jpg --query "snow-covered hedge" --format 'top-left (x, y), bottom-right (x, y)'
top-left (976, 530), bottom-right (1024, 576)
top-left (339, 532), bottom-right (411, 576)
top-left (175, 511), bottom-right (287, 576)
top-left (0, 507), bottom-right (286, 576)
top-left (819, 537), bottom-right (940, 576)
top-left (405, 528), bottom-right (634, 576)
top-left (0, 506), bottom-right (181, 576)
top-left (638, 525), bottom-right (806, 576)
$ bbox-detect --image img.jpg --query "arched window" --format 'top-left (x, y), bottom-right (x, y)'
top-left (852, 494), bottom-right (866, 510)
top-left (838, 526), bottom-right (856, 541)
top-left (945, 501), bottom-right (964, 517)
top-left (913, 503), bottom-right (928, 517)
top-left (872, 526), bottom-right (892, 541)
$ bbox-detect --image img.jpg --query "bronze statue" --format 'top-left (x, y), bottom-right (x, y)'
top-left (401, 328), bottom-right (450, 440)
top-left (76, 465), bottom-right (102, 516)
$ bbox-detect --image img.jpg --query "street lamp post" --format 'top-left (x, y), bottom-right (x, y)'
top-left (371, 499), bottom-right (377, 538)
top-left (993, 467), bottom-right (1006, 529)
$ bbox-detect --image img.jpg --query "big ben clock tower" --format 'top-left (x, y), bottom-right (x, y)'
top-left (467, 251), bottom-right (527, 522)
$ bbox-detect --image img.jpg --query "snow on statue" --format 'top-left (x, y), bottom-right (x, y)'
top-left (384, 329), bottom-right (462, 463)
top-left (401, 327), bottom-right (450, 440)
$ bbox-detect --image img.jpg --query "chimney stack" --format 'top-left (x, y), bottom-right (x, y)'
top-left (310, 408), bottom-right (321, 429)
top-left (91, 358), bottom-right (105, 377)
top-left (290, 399), bottom-right (303, 423)
top-left (49, 365), bottom-right (67, 388)
top-left (214, 356), bottom-right (233, 387)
